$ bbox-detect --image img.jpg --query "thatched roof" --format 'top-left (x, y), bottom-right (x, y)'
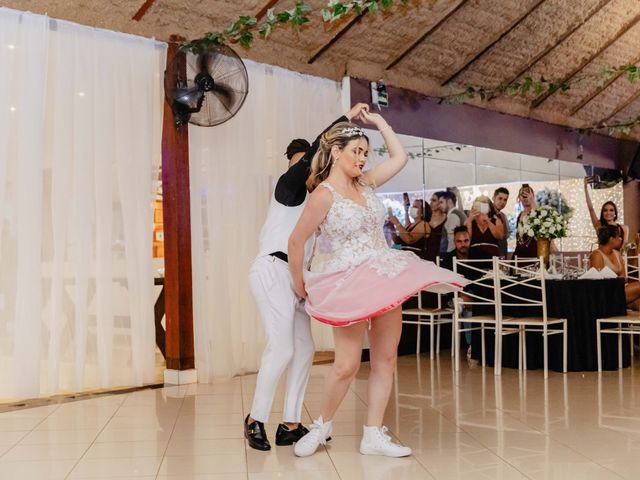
top-left (7, 0), bottom-right (640, 139)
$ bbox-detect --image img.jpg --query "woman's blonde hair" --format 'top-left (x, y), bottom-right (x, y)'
top-left (306, 121), bottom-right (369, 192)
top-left (473, 195), bottom-right (498, 218)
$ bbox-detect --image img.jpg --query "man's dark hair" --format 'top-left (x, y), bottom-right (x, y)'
top-left (493, 187), bottom-right (509, 197)
top-left (440, 190), bottom-right (457, 205)
top-left (597, 224), bottom-right (622, 246)
top-left (453, 226), bottom-right (468, 236)
top-left (285, 138), bottom-right (311, 160)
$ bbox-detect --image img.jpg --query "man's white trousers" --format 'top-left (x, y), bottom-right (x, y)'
top-left (248, 255), bottom-right (315, 423)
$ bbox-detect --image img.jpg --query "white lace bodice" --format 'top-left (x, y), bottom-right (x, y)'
top-left (310, 182), bottom-right (411, 277)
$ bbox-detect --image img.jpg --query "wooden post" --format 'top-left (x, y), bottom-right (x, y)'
top-left (161, 35), bottom-right (195, 377)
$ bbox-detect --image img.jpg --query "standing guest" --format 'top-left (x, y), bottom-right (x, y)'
top-left (422, 192), bottom-right (447, 262)
top-left (439, 188), bottom-right (467, 256)
top-left (584, 176), bottom-right (629, 246)
top-left (465, 196), bottom-right (504, 263)
top-left (589, 225), bottom-right (640, 305)
top-left (492, 187), bottom-right (510, 257)
top-left (389, 199), bottom-right (432, 259)
top-left (513, 184), bottom-right (538, 259)
top-left (244, 103), bottom-right (369, 451)
top-left (288, 109), bottom-right (467, 458)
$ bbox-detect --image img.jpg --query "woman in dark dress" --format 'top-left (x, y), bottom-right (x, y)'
top-left (465, 196), bottom-right (504, 262)
top-left (389, 199), bottom-right (432, 260)
top-left (513, 184), bottom-right (538, 259)
top-left (422, 192), bottom-right (447, 262)
top-left (583, 176), bottom-right (629, 248)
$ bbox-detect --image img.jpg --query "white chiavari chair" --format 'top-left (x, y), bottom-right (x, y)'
top-left (596, 254), bottom-right (640, 371)
top-left (494, 257), bottom-right (568, 379)
top-left (401, 257), bottom-right (454, 358)
top-left (452, 258), bottom-right (502, 371)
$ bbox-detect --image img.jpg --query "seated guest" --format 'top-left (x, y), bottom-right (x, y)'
top-left (438, 187), bottom-right (467, 256)
top-left (465, 196), bottom-right (504, 263)
top-left (584, 176), bottom-right (629, 246)
top-left (441, 227), bottom-right (475, 355)
top-left (492, 187), bottom-right (510, 257)
top-left (441, 226), bottom-right (470, 271)
top-left (590, 225), bottom-right (640, 305)
top-left (513, 184), bottom-right (538, 259)
top-left (389, 199), bottom-right (431, 259)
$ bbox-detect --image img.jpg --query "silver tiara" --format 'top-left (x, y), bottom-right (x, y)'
top-left (339, 126), bottom-right (365, 137)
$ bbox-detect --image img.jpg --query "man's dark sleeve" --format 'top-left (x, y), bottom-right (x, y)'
top-left (274, 115), bottom-right (348, 207)
top-left (441, 252), bottom-right (454, 271)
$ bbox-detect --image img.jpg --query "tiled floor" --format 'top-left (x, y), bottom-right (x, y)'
top-left (2, 355), bottom-right (640, 479)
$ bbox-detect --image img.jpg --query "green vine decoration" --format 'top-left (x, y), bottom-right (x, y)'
top-left (183, 1), bottom-right (640, 137)
top-left (185, 0), bottom-right (408, 52)
top-left (442, 65), bottom-right (640, 106)
top-left (184, 3), bottom-right (310, 51)
top-left (322, 0), bottom-right (408, 21)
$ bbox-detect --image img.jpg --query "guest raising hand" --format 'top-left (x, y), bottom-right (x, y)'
top-left (584, 176), bottom-right (629, 247)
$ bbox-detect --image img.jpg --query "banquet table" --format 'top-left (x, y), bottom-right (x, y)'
top-left (470, 277), bottom-right (628, 372)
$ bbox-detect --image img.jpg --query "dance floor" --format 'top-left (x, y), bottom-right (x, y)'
top-left (2, 354), bottom-right (640, 479)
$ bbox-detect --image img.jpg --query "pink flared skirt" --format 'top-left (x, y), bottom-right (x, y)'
top-left (304, 253), bottom-right (467, 327)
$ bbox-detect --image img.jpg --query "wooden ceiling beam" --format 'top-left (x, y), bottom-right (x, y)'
top-left (132, 0), bottom-right (156, 21)
top-left (598, 89), bottom-right (640, 124)
top-left (441, 0), bottom-right (545, 86)
top-left (497, 0), bottom-right (611, 97)
top-left (385, 0), bottom-right (468, 71)
top-left (256, 0), bottom-right (280, 21)
top-left (308, 12), bottom-right (365, 64)
top-left (570, 51), bottom-right (640, 116)
top-left (532, 11), bottom-right (640, 109)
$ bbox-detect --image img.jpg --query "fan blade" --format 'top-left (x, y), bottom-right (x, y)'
top-left (201, 48), bottom-right (234, 82)
top-left (210, 81), bottom-right (247, 113)
top-left (211, 67), bottom-right (247, 85)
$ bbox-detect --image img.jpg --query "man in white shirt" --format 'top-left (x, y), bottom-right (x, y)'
top-left (492, 187), bottom-right (510, 257)
top-left (439, 188), bottom-right (467, 256)
top-left (244, 103), bottom-right (367, 451)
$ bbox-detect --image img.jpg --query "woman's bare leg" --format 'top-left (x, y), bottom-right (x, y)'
top-left (625, 281), bottom-right (640, 305)
top-left (366, 307), bottom-right (403, 427)
top-left (319, 322), bottom-right (367, 420)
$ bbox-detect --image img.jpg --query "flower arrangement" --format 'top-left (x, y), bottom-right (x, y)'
top-left (535, 188), bottom-right (573, 220)
top-left (623, 242), bottom-right (637, 255)
top-left (518, 205), bottom-right (568, 240)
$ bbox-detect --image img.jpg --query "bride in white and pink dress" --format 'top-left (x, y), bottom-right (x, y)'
top-left (288, 107), bottom-right (467, 458)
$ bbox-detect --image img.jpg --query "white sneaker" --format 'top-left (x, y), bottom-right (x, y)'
top-left (359, 425), bottom-right (412, 457)
top-left (293, 416), bottom-right (332, 457)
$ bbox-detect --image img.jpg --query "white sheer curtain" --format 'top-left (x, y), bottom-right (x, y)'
top-left (190, 61), bottom-right (342, 379)
top-left (0, 8), bottom-right (166, 399)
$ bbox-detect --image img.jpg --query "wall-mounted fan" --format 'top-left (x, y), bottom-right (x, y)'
top-left (164, 43), bottom-right (249, 127)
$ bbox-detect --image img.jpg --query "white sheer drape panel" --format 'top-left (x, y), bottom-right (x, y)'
top-left (0, 8), bottom-right (166, 399)
top-left (189, 61), bottom-right (341, 380)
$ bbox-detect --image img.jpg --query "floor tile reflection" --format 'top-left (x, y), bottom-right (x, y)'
top-left (4, 355), bottom-right (640, 478)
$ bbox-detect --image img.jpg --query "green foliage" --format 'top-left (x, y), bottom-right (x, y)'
top-left (321, 0), bottom-right (407, 22)
top-left (186, 2), bottom-right (310, 52)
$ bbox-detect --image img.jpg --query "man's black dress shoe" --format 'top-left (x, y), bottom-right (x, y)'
top-left (244, 414), bottom-right (271, 451)
top-left (275, 423), bottom-right (309, 446)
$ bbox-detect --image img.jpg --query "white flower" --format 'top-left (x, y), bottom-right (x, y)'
top-left (540, 209), bottom-right (548, 217)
